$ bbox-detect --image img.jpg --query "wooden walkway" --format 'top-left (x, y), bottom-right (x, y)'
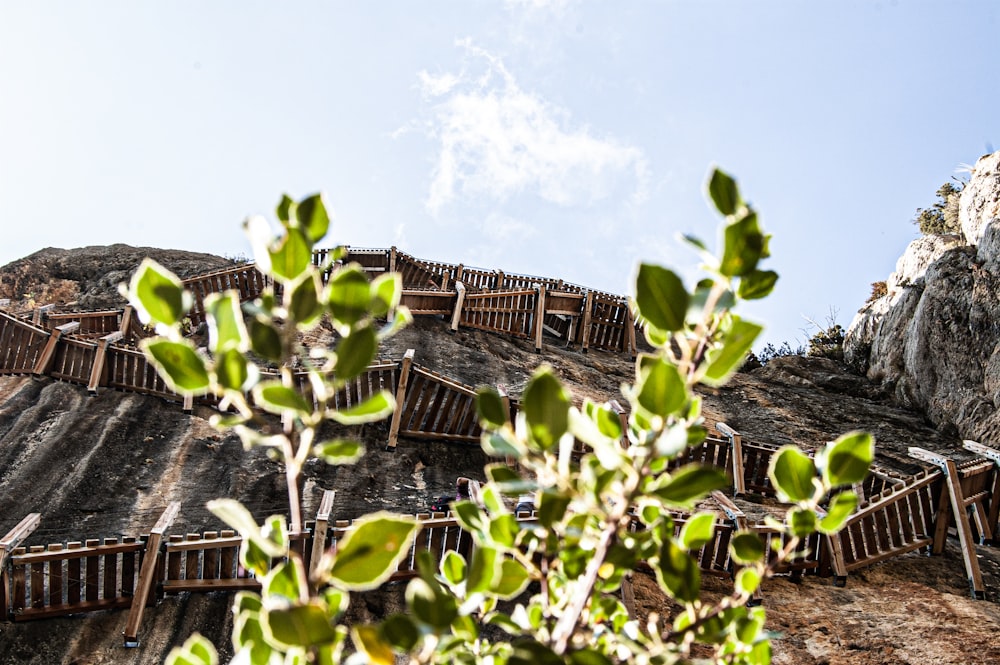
top-left (5, 431), bottom-right (1000, 640)
top-left (4, 250), bottom-right (1000, 636)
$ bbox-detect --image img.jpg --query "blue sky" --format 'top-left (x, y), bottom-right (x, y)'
top-left (1, 1), bottom-right (997, 349)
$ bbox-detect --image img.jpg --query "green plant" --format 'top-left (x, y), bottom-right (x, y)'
top-left (913, 180), bottom-right (964, 236)
top-left (129, 173), bottom-right (871, 665)
top-left (865, 281), bottom-right (887, 305)
top-left (754, 342), bottom-right (805, 366)
top-left (805, 320), bottom-right (845, 362)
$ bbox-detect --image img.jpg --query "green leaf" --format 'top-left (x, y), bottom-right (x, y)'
top-left (493, 558), bottom-right (531, 599)
top-left (537, 489), bottom-right (571, 528)
top-left (249, 318), bottom-right (283, 362)
top-left (789, 507), bottom-right (817, 537)
top-left (477, 386), bottom-right (510, 428)
top-left (205, 291), bottom-right (248, 353)
top-left (489, 514), bottom-right (519, 548)
top-left (264, 602), bottom-right (339, 649)
top-left (656, 539), bottom-right (700, 603)
top-left (214, 348), bottom-right (255, 393)
top-left (738, 269), bottom-right (779, 301)
top-left (635, 263), bottom-right (689, 332)
top-left (325, 512), bottom-right (418, 590)
top-left (270, 228), bottom-right (313, 283)
top-left (702, 318), bottom-right (763, 387)
top-left (635, 354), bottom-right (686, 419)
top-left (567, 650), bottom-right (614, 665)
top-left (326, 265), bottom-right (372, 329)
top-left (351, 625), bottom-right (394, 665)
top-left (819, 491), bottom-right (858, 534)
top-left (451, 500), bottom-right (485, 534)
top-left (468, 546), bottom-right (501, 593)
top-left (818, 431), bottom-right (873, 487)
top-left (370, 273), bottom-right (401, 318)
top-left (708, 168), bottom-right (741, 216)
top-left (165, 633), bottom-right (218, 665)
top-left (335, 323), bottom-right (377, 382)
top-left (253, 381), bottom-right (312, 417)
top-left (141, 339), bottom-right (211, 395)
top-left (730, 531), bottom-right (765, 565)
top-left (679, 511), bottom-right (717, 551)
top-left (440, 550), bottom-right (466, 585)
top-left (328, 390), bottom-right (394, 425)
top-left (264, 559), bottom-right (305, 603)
top-left (720, 211), bottom-right (766, 277)
top-left (406, 577), bottom-right (458, 629)
top-left (288, 273), bottom-right (323, 329)
top-left (207, 499), bottom-right (285, 557)
top-left (768, 446), bottom-right (818, 504)
top-left (128, 258), bottom-right (190, 329)
top-left (735, 567), bottom-right (761, 597)
top-left (653, 465), bottom-right (728, 507)
top-left (232, 608), bottom-right (270, 665)
top-left (295, 193), bottom-right (331, 244)
top-left (379, 614), bottom-right (419, 652)
top-left (313, 439), bottom-right (365, 465)
top-left (276, 194), bottom-right (295, 223)
top-left (521, 367), bottom-right (570, 450)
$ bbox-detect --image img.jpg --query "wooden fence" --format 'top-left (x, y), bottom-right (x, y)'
top-left (7, 432), bottom-right (1000, 641)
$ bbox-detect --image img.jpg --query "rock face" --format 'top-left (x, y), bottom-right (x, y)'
top-left (845, 151), bottom-right (1000, 442)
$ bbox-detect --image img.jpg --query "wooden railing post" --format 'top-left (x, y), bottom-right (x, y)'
top-left (624, 301), bottom-right (637, 358)
top-left (119, 305), bottom-right (134, 336)
top-left (580, 291), bottom-right (594, 353)
top-left (309, 490), bottom-right (336, 577)
top-left (124, 502), bottom-right (180, 647)
top-left (88, 331), bottom-right (124, 394)
top-left (909, 447), bottom-right (985, 599)
top-left (716, 423), bottom-right (746, 496)
top-left (450, 283), bottom-right (466, 333)
top-left (1, 513), bottom-right (41, 618)
top-left (711, 491), bottom-right (762, 605)
top-left (963, 440), bottom-right (1000, 540)
top-left (33, 321), bottom-right (79, 376)
top-left (386, 350), bottom-right (415, 451)
top-left (533, 284), bottom-right (546, 353)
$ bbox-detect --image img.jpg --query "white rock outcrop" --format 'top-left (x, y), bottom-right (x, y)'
top-left (844, 151), bottom-right (1000, 442)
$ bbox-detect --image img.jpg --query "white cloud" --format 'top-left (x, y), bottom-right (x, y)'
top-left (414, 42), bottom-right (648, 214)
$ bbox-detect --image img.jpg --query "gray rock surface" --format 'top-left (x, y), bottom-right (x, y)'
top-left (845, 151), bottom-right (1000, 441)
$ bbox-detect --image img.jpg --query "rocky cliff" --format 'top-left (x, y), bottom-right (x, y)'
top-left (846, 151), bottom-right (1000, 443)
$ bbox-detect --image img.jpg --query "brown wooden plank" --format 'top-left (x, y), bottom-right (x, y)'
top-left (84, 539), bottom-right (100, 602)
top-left (103, 538), bottom-right (119, 601)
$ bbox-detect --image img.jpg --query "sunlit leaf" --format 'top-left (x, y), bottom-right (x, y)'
top-left (141, 339), bottom-right (210, 395)
top-left (328, 390), bottom-right (394, 425)
top-left (128, 258), bottom-right (190, 328)
top-left (818, 491), bottom-right (858, 535)
top-left (708, 167), bottom-right (741, 216)
top-left (635, 263), bottom-right (689, 332)
top-left (270, 227), bottom-right (313, 283)
top-left (205, 291), bottom-right (248, 353)
top-left (702, 318), bottom-right (763, 387)
top-left (323, 512), bottom-right (418, 590)
top-left (295, 193), bottom-right (331, 244)
top-left (817, 431), bottom-right (873, 487)
top-left (656, 539), bottom-right (700, 603)
top-left (768, 446), bottom-right (818, 504)
top-left (522, 367), bottom-right (569, 450)
top-left (165, 633), bottom-right (218, 665)
top-left (335, 323), bottom-right (377, 381)
top-left (263, 602), bottom-right (339, 649)
top-left (730, 531), bottom-right (765, 565)
top-left (313, 439), bottom-right (365, 465)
